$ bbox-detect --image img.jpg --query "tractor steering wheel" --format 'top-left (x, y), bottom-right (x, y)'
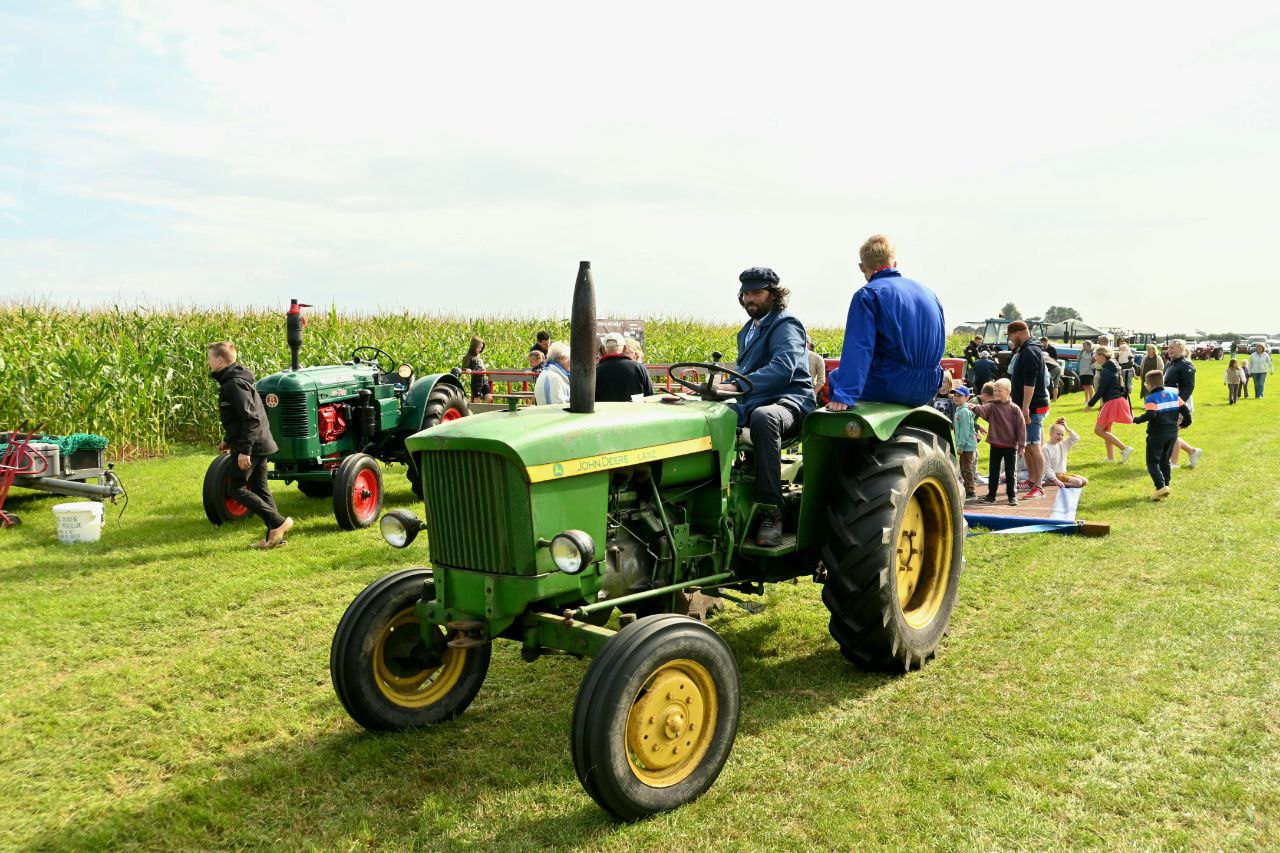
top-left (667, 353), bottom-right (754, 402)
top-left (350, 346), bottom-right (397, 374)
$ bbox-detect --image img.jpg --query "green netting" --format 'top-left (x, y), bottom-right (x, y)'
top-left (0, 432), bottom-right (109, 455)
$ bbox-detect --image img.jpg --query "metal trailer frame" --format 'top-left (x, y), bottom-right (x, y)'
top-left (0, 423), bottom-right (124, 529)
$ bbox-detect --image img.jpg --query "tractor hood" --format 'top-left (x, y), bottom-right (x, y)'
top-left (257, 364), bottom-right (380, 398)
top-left (406, 400), bottom-right (738, 482)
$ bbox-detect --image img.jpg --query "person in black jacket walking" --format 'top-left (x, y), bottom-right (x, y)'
top-left (1162, 340), bottom-right (1204, 469)
top-left (207, 342), bottom-right (292, 548)
top-left (595, 332), bottom-right (654, 402)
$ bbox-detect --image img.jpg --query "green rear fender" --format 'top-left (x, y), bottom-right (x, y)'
top-left (399, 373), bottom-right (465, 432)
top-left (797, 405), bottom-right (955, 545)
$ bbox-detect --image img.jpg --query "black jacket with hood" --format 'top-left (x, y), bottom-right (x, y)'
top-left (213, 363), bottom-right (279, 457)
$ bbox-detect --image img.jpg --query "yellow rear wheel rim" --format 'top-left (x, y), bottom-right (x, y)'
top-left (625, 659), bottom-right (717, 788)
top-left (372, 607), bottom-right (465, 708)
top-left (895, 477), bottom-right (954, 630)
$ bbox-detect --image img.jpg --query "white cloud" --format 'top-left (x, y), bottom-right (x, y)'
top-left (3, 1), bottom-right (1279, 332)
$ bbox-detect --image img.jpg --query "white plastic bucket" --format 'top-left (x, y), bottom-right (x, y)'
top-left (52, 501), bottom-right (105, 544)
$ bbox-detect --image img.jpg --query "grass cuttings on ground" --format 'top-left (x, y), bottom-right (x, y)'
top-left (1, 376), bottom-right (1278, 850)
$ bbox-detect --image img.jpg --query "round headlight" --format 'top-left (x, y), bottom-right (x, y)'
top-left (380, 509), bottom-right (423, 548)
top-left (397, 364), bottom-right (413, 379)
top-left (550, 530), bottom-right (595, 574)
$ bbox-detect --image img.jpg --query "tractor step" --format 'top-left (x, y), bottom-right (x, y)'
top-left (738, 533), bottom-right (799, 557)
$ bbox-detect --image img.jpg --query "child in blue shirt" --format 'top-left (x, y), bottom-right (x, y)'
top-left (1133, 370), bottom-right (1191, 501)
top-left (951, 385), bottom-right (978, 498)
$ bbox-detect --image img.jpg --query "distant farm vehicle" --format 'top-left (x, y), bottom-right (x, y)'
top-left (203, 300), bottom-right (469, 530)
top-left (330, 263), bottom-right (965, 820)
top-left (1190, 342), bottom-right (1223, 360)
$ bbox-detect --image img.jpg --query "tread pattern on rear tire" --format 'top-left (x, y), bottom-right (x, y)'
top-left (819, 426), bottom-right (964, 673)
top-left (202, 454), bottom-right (246, 526)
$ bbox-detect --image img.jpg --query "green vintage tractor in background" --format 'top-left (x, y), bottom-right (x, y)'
top-left (203, 300), bottom-right (470, 530)
top-left (329, 264), bottom-right (965, 819)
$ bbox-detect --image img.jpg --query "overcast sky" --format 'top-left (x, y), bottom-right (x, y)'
top-left (2, 2), bottom-right (1278, 333)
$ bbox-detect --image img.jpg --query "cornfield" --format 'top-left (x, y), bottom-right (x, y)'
top-left (0, 303), bottom-right (968, 456)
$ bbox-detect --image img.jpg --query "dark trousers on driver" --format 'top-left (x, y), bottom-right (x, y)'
top-left (1146, 433), bottom-right (1177, 489)
top-left (231, 454), bottom-right (285, 530)
top-left (749, 403), bottom-right (801, 509)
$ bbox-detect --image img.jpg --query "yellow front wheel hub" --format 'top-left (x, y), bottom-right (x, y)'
top-left (372, 607), bottom-right (466, 708)
top-left (895, 477), bottom-right (954, 630)
top-left (625, 659), bottom-right (717, 787)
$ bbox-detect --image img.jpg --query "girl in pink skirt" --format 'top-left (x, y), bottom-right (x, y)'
top-left (1084, 345), bottom-right (1135, 463)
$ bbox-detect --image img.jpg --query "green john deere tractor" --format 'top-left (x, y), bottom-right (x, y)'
top-left (330, 264), bottom-right (964, 819)
top-left (203, 300), bottom-right (469, 530)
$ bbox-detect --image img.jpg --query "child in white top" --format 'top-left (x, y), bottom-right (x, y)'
top-left (1042, 417), bottom-right (1088, 488)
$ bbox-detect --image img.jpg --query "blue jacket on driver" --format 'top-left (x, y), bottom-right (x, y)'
top-left (728, 308), bottom-right (817, 427)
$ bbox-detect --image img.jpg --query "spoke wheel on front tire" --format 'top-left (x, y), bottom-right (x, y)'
top-left (819, 426), bottom-right (964, 672)
top-left (571, 614), bottom-right (739, 821)
top-left (331, 568), bottom-right (490, 730)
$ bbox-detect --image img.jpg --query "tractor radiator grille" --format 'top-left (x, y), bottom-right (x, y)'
top-left (420, 451), bottom-right (517, 573)
top-left (280, 392), bottom-right (310, 437)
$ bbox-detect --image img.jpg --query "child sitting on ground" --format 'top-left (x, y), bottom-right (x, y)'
top-left (1042, 417), bottom-right (1088, 488)
top-left (971, 378), bottom-right (1026, 506)
top-left (1225, 359), bottom-right (1244, 405)
top-left (1133, 369), bottom-right (1191, 501)
top-left (951, 385), bottom-right (978, 499)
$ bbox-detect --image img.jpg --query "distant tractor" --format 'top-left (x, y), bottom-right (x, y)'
top-left (203, 300), bottom-right (469, 530)
top-left (329, 264), bottom-right (965, 819)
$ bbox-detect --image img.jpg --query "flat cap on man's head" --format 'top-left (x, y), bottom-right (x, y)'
top-left (738, 266), bottom-right (780, 293)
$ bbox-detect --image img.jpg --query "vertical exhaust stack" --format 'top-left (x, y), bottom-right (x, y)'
top-left (286, 298), bottom-right (312, 372)
top-left (569, 261), bottom-right (596, 414)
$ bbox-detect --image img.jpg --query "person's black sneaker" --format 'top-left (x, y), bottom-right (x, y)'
top-left (1008, 496), bottom-right (1019, 506)
top-left (978, 495), bottom-right (997, 504)
top-left (755, 508), bottom-right (783, 547)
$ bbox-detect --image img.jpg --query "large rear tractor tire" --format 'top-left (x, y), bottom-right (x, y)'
top-left (333, 453), bottom-right (383, 530)
top-left (406, 383), bottom-right (470, 500)
top-left (820, 427), bottom-right (964, 672)
top-left (202, 454), bottom-right (251, 526)
top-left (331, 568), bottom-right (490, 730)
top-left (571, 614), bottom-right (740, 821)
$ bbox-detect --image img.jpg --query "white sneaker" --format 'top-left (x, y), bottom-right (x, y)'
top-left (1120, 446), bottom-right (1134, 465)
top-left (1169, 463), bottom-right (1181, 469)
top-left (1188, 448), bottom-right (1204, 469)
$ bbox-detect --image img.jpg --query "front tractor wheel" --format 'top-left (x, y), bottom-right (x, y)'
top-left (330, 568), bottom-right (490, 730)
top-left (202, 454), bottom-right (251, 526)
top-left (571, 614), bottom-right (740, 821)
top-left (820, 427), bottom-right (964, 672)
top-left (333, 453), bottom-right (383, 530)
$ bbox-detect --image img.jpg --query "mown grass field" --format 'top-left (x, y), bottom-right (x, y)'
top-left (2, 364), bottom-right (1277, 850)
